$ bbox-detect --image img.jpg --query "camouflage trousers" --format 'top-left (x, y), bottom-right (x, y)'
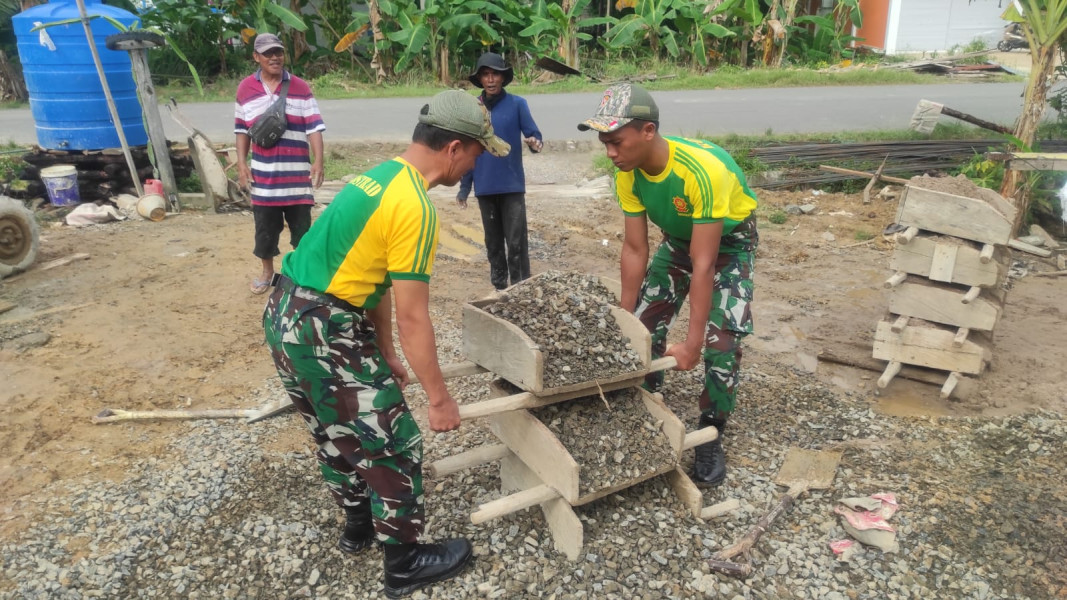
top-left (636, 217), bottom-right (757, 421)
top-left (262, 286), bottom-right (424, 544)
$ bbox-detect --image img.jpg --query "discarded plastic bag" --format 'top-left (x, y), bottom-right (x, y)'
top-left (65, 203), bottom-right (126, 227)
top-left (834, 492), bottom-right (900, 553)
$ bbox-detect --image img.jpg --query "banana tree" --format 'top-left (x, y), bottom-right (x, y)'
top-left (603, 0), bottom-right (680, 60)
top-left (722, 0), bottom-right (764, 66)
top-left (518, 0), bottom-right (615, 69)
top-left (673, 0), bottom-right (737, 67)
top-left (242, 0), bottom-right (308, 35)
top-left (385, 0), bottom-right (502, 82)
top-left (998, 0), bottom-right (1067, 231)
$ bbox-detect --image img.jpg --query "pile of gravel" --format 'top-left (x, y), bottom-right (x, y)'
top-left (532, 388), bottom-right (677, 496)
top-left (3, 343), bottom-right (1065, 599)
top-left (485, 271), bottom-right (642, 387)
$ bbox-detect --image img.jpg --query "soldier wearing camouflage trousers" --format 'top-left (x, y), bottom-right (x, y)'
top-left (579, 83), bottom-right (758, 487)
top-left (262, 91), bottom-right (510, 598)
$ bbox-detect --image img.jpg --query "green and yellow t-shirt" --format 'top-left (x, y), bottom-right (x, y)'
top-left (282, 157), bottom-right (438, 309)
top-left (616, 137), bottom-right (757, 252)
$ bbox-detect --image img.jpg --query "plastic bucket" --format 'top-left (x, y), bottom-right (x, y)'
top-left (40, 165), bottom-right (81, 206)
top-left (144, 179), bottom-right (163, 196)
top-left (136, 193), bottom-right (166, 222)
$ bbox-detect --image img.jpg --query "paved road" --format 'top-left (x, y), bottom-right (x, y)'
top-left (0, 82), bottom-right (1028, 146)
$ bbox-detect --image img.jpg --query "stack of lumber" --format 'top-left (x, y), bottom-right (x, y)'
top-left (874, 177), bottom-right (1017, 399)
top-left (10, 145), bottom-right (193, 204)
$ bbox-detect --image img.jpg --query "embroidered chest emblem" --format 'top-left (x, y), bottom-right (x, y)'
top-left (672, 196), bottom-right (691, 215)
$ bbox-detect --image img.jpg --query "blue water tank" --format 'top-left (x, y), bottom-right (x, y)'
top-left (13, 0), bottom-right (147, 150)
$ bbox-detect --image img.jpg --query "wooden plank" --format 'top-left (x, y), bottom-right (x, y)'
top-left (890, 237), bottom-right (1003, 287)
top-left (818, 346), bottom-right (976, 398)
top-left (574, 463), bottom-right (677, 506)
top-left (928, 243), bottom-right (958, 282)
top-left (667, 468), bottom-right (703, 520)
top-left (463, 298), bottom-right (651, 397)
top-left (896, 185), bottom-right (1013, 246)
top-left (499, 453), bottom-right (582, 561)
top-left (489, 409), bottom-right (580, 503)
top-left (1008, 238), bottom-right (1053, 257)
top-left (873, 321), bottom-right (987, 374)
top-left (643, 390), bottom-right (685, 456)
top-left (425, 444), bottom-right (509, 479)
top-left (1006, 152), bottom-right (1067, 171)
top-left (463, 302), bottom-right (543, 392)
top-left (888, 281), bottom-right (1001, 331)
top-left (459, 376), bottom-right (646, 420)
top-left (471, 484), bottom-right (559, 524)
top-left (817, 165), bottom-right (909, 185)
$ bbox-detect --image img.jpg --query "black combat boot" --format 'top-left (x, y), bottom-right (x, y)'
top-left (692, 414), bottom-right (727, 486)
top-left (383, 538), bottom-right (474, 599)
top-left (337, 502), bottom-right (375, 554)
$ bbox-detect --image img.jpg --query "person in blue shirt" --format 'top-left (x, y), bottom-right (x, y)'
top-left (457, 52), bottom-right (543, 291)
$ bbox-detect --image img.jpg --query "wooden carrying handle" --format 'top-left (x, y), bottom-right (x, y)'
top-left (682, 427), bottom-right (720, 451)
top-left (470, 484), bottom-right (559, 524)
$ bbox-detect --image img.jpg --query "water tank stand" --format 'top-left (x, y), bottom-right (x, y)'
top-left (106, 31), bottom-right (180, 213)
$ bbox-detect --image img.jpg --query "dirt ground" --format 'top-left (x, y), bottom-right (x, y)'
top-left (1, 143), bottom-right (1065, 536)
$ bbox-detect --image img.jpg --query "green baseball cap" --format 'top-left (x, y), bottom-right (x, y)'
top-left (418, 90), bottom-right (511, 157)
top-left (577, 83), bottom-right (659, 132)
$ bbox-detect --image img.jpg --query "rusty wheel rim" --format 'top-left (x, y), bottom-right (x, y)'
top-left (0, 214), bottom-right (30, 264)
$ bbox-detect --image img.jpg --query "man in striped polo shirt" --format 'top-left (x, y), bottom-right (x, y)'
top-left (263, 91), bottom-right (508, 598)
top-left (235, 33), bottom-right (326, 295)
top-left (578, 83), bottom-right (759, 488)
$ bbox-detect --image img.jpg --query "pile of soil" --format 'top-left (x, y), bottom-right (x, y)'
top-left (485, 271), bottom-right (642, 386)
top-left (531, 387), bottom-right (676, 496)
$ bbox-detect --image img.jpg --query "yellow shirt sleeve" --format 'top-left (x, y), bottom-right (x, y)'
top-left (385, 181), bottom-right (439, 281)
top-left (615, 171), bottom-right (644, 215)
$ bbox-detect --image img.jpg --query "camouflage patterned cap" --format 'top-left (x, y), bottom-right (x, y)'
top-left (577, 83), bottom-right (659, 132)
top-left (419, 90), bottom-right (511, 157)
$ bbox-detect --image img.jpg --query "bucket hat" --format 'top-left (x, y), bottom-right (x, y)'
top-left (577, 83), bottom-right (660, 133)
top-left (468, 52), bottom-right (514, 88)
top-left (418, 90), bottom-right (511, 157)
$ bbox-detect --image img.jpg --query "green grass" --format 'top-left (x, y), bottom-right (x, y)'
top-left (768, 210), bottom-right (789, 225)
top-left (854, 230), bottom-right (875, 241)
top-left (146, 61), bottom-right (1022, 105)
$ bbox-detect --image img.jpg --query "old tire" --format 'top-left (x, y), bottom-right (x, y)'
top-left (997, 40), bottom-right (1011, 52)
top-left (105, 31), bottom-right (165, 51)
top-left (0, 196), bottom-right (39, 279)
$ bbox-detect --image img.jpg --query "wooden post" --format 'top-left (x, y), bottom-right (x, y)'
top-left (877, 361), bottom-right (902, 389)
top-left (127, 47), bottom-right (180, 212)
top-left (953, 328), bottom-right (970, 348)
top-left (961, 286), bottom-right (981, 305)
top-left (890, 315), bottom-right (909, 333)
top-left (75, 0), bottom-right (143, 198)
top-left (863, 157), bottom-right (888, 204)
top-left (895, 226), bottom-right (920, 245)
top-left (940, 372), bottom-right (961, 400)
top-left (979, 244), bottom-right (995, 264)
top-left (884, 272), bottom-right (908, 288)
